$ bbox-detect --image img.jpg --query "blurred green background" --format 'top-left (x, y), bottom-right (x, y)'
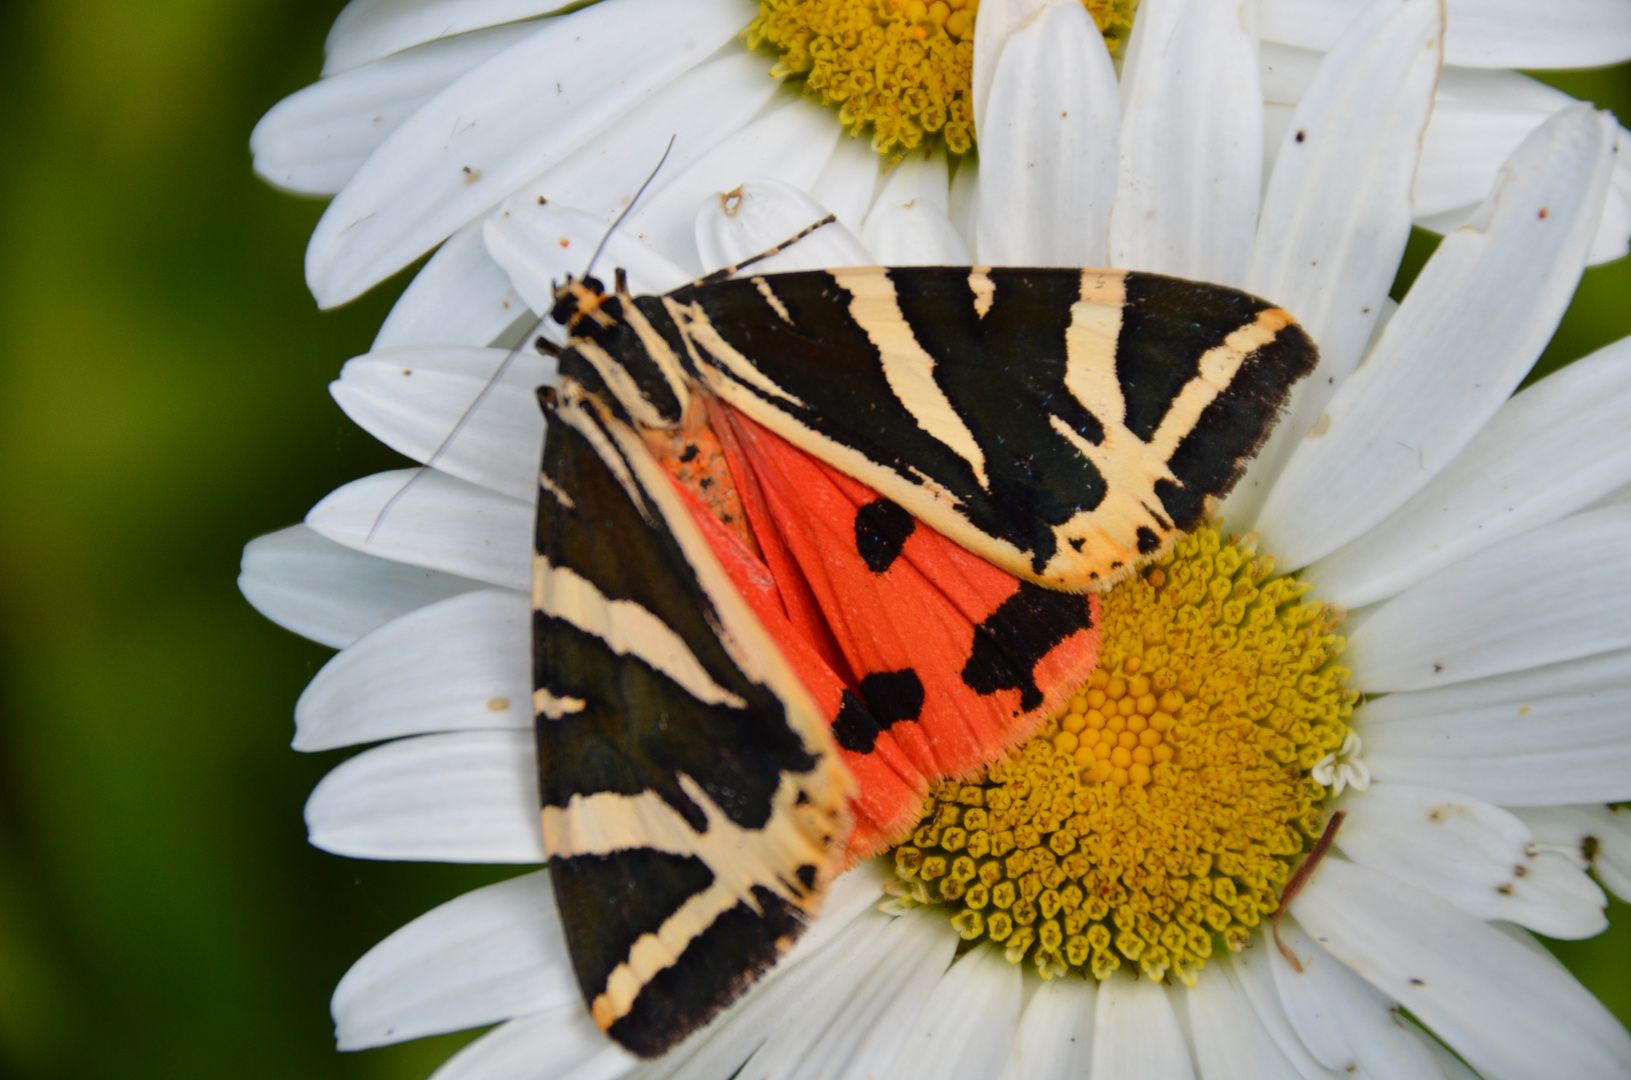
top-left (0, 3), bottom-right (1628, 1078)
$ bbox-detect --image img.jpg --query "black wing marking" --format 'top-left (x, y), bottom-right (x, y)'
top-left (533, 383), bottom-right (851, 1057)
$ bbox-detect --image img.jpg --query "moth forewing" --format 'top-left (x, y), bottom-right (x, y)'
top-left (533, 383), bottom-right (852, 1056)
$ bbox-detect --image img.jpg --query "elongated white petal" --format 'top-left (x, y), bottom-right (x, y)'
top-left (862, 202), bottom-right (971, 265)
top-left (517, 51), bottom-right (784, 224)
top-left (1415, 96), bottom-right (1556, 217)
top-left (949, 158), bottom-right (980, 257)
top-left (306, 0), bottom-right (752, 306)
top-left (239, 525), bottom-right (480, 649)
top-left (880, 944), bottom-right (1022, 1080)
top-left (1229, 946), bottom-right (1348, 1080)
top-left (1336, 783), bottom-right (1606, 937)
top-left (625, 101), bottom-right (843, 276)
top-left (1184, 959), bottom-right (1306, 1080)
top-left (1517, 805), bottom-right (1631, 903)
top-left (693, 180), bottom-right (872, 277)
top-left (809, 134), bottom-right (884, 238)
top-left (1265, 922), bottom-right (1357, 1073)
top-left (1093, 975), bottom-right (1195, 1080)
top-left (1258, 0), bottom-right (1631, 69)
top-left (374, 218), bottom-right (531, 349)
top-left (1296, 857), bottom-right (1631, 1080)
top-left (255, 24), bottom-right (536, 195)
top-left (306, 469), bottom-right (533, 592)
top-left (723, 907), bottom-right (955, 1080)
top-left (971, 0), bottom-right (1050, 137)
top-left (644, 915), bottom-right (888, 1080)
top-left (1359, 647), bottom-right (1631, 805)
top-left (485, 200), bottom-right (690, 315)
top-left (1344, 504), bottom-right (1631, 692)
top-left (977, 1), bottom-right (1120, 266)
top-left (332, 869), bottom-right (574, 1048)
top-left (1271, 922), bottom-right (1445, 1080)
top-left (1227, 0), bottom-right (1442, 527)
top-left (307, 729), bottom-right (544, 862)
top-left (1259, 105), bottom-right (1617, 566)
top-left (1307, 335), bottom-right (1631, 607)
top-left (295, 588), bottom-right (530, 751)
top-left (323, 0), bottom-right (573, 74)
top-left (332, 345), bottom-right (552, 503)
top-left (429, 1004), bottom-right (636, 1080)
top-left (999, 976), bottom-right (1094, 1080)
top-left (1109, 0), bottom-right (1261, 286)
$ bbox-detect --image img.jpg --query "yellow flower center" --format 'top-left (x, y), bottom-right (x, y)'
top-left (884, 527), bottom-right (1357, 986)
top-left (745, 0), bottom-right (1141, 156)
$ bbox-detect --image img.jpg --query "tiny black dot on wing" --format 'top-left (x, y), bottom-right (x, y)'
top-left (1136, 527), bottom-right (1160, 554)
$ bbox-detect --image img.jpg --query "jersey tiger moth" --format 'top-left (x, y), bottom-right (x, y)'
top-left (530, 241), bottom-right (1318, 1056)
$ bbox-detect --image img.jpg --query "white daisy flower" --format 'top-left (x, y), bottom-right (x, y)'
top-left (241, 1), bottom-right (1631, 1078)
top-left (252, 0), bottom-right (1631, 343)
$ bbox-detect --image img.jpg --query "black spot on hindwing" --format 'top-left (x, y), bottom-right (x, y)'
top-left (854, 498), bottom-right (916, 573)
top-left (962, 583), bottom-right (1095, 712)
top-left (830, 670), bottom-right (927, 754)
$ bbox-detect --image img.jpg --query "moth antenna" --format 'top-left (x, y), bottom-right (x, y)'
top-left (582, 134), bottom-right (677, 283)
top-left (1272, 809), bottom-right (1346, 973)
top-left (693, 212), bottom-right (839, 287)
top-left (364, 317), bottom-right (556, 542)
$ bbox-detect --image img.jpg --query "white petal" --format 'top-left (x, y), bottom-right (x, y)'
top-left (1258, 105), bottom-right (1618, 566)
top-left (694, 179), bottom-right (871, 276)
top-left (294, 588), bottom-right (531, 751)
top-left (1359, 647), bottom-right (1631, 806)
top-left (518, 51), bottom-right (785, 224)
top-left (1184, 958), bottom-right (1305, 1080)
top-left (1092, 975), bottom-right (1196, 1080)
top-left (879, 944), bottom-right (1022, 1080)
top-left (239, 524), bottom-right (480, 649)
top-left (971, 0), bottom-right (1050, 138)
top-left (647, 913), bottom-right (893, 1080)
top-left (306, 0), bottom-right (753, 306)
top-left (1295, 857), bottom-right (1631, 1080)
top-left (323, 0), bottom-right (572, 74)
top-left (809, 135), bottom-right (884, 239)
top-left (374, 218), bottom-right (532, 349)
top-left (332, 344), bottom-right (551, 503)
top-left (255, 24), bottom-right (536, 195)
top-left (999, 975), bottom-right (1094, 1080)
top-left (976, 1), bottom-right (1120, 267)
top-left (1307, 334), bottom-right (1631, 608)
top-left (306, 468), bottom-right (533, 592)
top-left (1266, 924), bottom-right (1357, 1073)
top-left (1344, 504), bottom-right (1631, 691)
top-left (1226, 0), bottom-right (1443, 528)
top-left (1108, 0), bottom-right (1262, 287)
top-left (485, 199), bottom-right (691, 315)
top-left (429, 1005), bottom-right (636, 1080)
top-left (1335, 782), bottom-right (1607, 938)
top-left (733, 907), bottom-right (956, 1080)
top-left (1517, 805), bottom-right (1631, 903)
top-left (306, 729), bottom-right (545, 862)
top-left (1270, 922), bottom-right (1444, 1080)
top-left (782, 858), bottom-right (894, 971)
top-left (331, 869), bottom-right (575, 1048)
top-left (862, 202), bottom-right (971, 266)
top-left (1415, 96), bottom-right (1556, 217)
top-left (1258, 0), bottom-right (1631, 69)
top-left (1229, 945), bottom-right (1348, 1080)
top-left (625, 100), bottom-right (843, 276)
top-left (948, 158), bottom-right (980, 257)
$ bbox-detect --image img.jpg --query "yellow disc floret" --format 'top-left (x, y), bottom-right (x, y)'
top-left (884, 527), bottom-right (1356, 986)
top-left (745, 0), bottom-right (1141, 156)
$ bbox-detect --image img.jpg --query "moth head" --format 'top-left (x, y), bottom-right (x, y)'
top-left (550, 275), bottom-right (618, 333)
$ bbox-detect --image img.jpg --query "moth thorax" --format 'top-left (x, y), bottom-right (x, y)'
top-left (550, 276), bottom-right (613, 331)
top-left (644, 406), bottom-right (759, 557)
top-left (883, 526), bottom-right (1361, 988)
